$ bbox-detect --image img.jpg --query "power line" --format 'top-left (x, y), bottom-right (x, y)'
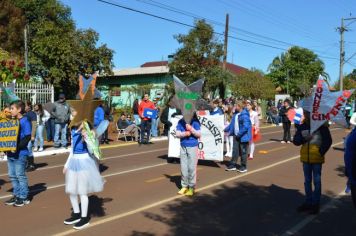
top-left (97, 0), bottom-right (338, 61)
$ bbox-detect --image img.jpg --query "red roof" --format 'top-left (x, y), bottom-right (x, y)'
top-left (141, 61), bottom-right (248, 76)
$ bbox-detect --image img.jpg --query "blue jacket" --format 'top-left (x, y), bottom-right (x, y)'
top-left (94, 106), bottom-right (105, 128)
top-left (224, 109), bottom-right (252, 142)
top-left (211, 107), bottom-right (224, 116)
top-left (345, 128), bottom-right (356, 185)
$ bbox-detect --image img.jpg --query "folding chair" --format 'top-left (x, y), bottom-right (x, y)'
top-left (116, 123), bottom-right (128, 142)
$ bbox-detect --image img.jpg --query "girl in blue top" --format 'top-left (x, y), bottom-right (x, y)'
top-left (63, 120), bottom-right (104, 230)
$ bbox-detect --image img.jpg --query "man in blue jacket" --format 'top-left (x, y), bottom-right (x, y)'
top-left (345, 116), bottom-right (356, 207)
top-left (224, 101), bottom-right (252, 173)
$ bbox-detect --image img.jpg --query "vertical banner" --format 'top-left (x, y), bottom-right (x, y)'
top-left (168, 115), bottom-right (224, 162)
top-left (0, 119), bottom-right (19, 152)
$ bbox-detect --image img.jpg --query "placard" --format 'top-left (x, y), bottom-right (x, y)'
top-left (0, 119), bottom-right (19, 152)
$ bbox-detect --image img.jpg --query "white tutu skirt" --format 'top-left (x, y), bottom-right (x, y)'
top-left (65, 153), bottom-right (105, 195)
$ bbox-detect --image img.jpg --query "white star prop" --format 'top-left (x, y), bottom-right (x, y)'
top-left (301, 75), bottom-right (354, 133)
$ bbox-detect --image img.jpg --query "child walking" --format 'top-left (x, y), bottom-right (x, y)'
top-left (63, 121), bottom-right (104, 230)
top-left (176, 115), bottom-right (201, 196)
top-left (247, 101), bottom-right (260, 160)
top-left (5, 100), bottom-right (32, 207)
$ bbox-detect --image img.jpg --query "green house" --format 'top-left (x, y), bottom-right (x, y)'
top-left (98, 61), bottom-right (248, 108)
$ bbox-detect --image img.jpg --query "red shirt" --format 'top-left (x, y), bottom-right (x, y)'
top-left (138, 100), bottom-right (155, 120)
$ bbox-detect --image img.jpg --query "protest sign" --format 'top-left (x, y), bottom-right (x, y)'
top-left (168, 115), bottom-right (224, 161)
top-left (0, 118), bottom-right (19, 152)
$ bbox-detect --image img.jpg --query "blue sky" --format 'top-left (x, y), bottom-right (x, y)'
top-left (61, 0), bottom-right (356, 84)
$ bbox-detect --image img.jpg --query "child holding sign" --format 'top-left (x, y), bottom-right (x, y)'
top-left (176, 115), bottom-right (201, 196)
top-left (4, 101), bottom-right (32, 207)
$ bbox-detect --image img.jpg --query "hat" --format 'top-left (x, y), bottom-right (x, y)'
top-left (350, 113), bottom-right (356, 126)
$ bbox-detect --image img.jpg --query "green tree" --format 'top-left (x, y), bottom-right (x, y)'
top-left (0, 0), bottom-right (26, 56)
top-left (267, 46), bottom-right (327, 98)
top-left (334, 69), bottom-right (356, 99)
top-left (169, 20), bottom-right (228, 97)
top-left (231, 69), bottom-right (275, 100)
top-left (1, 0), bottom-right (114, 98)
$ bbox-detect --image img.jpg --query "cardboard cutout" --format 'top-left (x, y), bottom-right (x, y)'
top-left (77, 74), bottom-right (102, 100)
top-left (67, 84), bottom-right (102, 126)
top-left (301, 76), bottom-right (354, 133)
top-left (171, 75), bottom-right (204, 124)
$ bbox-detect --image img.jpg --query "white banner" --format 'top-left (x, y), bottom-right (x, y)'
top-left (168, 115), bottom-right (224, 161)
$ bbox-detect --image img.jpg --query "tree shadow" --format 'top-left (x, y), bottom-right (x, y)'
top-left (88, 195), bottom-right (113, 218)
top-left (34, 162), bottom-right (48, 169)
top-left (133, 182), bottom-right (333, 236)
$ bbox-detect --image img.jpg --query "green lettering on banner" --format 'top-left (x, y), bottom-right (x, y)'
top-left (177, 91), bottom-right (200, 100)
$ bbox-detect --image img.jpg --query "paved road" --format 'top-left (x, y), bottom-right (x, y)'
top-left (0, 125), bottom-right (352, 236)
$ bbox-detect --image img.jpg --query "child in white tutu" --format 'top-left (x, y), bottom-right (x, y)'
top-left (63, 121), bottom-right (104, 230)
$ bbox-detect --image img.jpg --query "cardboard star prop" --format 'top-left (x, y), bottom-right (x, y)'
top-left (0, 82), bottom-right (20, 104)
top-left (67, 85), bottom-right (102, 126)
top-left (77, 74), bottom-right (102, 100)
top-left (171, 75), bottom-right (204, 124)
top-left (301, 76), bottom-right (354, 133)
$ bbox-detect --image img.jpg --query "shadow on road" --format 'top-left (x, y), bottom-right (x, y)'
top-left (99, 163), bottom-right (109, 173)
top-left (335, 165), bottom-right (346, 177)
top-left (88, 195), bottom-right (113, 218)
top-left (34, 162), bottom-right (48, 169)
top-left (29, 183), bottom-right (47, 201)
top-left (133, 182), bottom-right (335, 236)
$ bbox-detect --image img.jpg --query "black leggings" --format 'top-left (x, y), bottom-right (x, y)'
top-left (282, 122), bottom-right (291, 142)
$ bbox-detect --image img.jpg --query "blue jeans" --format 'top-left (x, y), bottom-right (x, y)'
top-left (7, 156), bottom-right (29, 199)
top-left (45, 118), bottom-right (55, 141)
top-left (151, 118), bottom-right (158, 137)
top-left (34, 124), bottom-right (45, 149)
top-left (54, 123), bottom-right (68, 147)
top-left (303, 163), bottom-right (322, 205)
top-left (134, 114), bottom-right (141, 125)
top-left (27, 140), bottom-right (33, 157)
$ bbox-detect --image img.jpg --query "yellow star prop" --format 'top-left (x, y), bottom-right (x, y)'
top-left (67, 85), bottom-right (102, 127)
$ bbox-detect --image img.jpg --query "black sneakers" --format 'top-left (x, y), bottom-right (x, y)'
top-left (14, 198), bottom-right (30, 207)
top-left (64, 213), bottom-right (81, 225)
top-left (5, 197), bottom-right (17, 206)
top-left (73, 217), bottom-right (90, 230)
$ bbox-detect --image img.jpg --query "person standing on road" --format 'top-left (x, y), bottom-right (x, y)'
top-left (63, 121), bottom-right (104, 230)
top-left (293, 112), bottom-right (332, 214)
top-left (224, 101), bottom-right (252, 173)
top-left (224, 104), bottom-right (234, 158)
top-left (280, 99), bottom-right (293, 143)
top-left (176, 114), bottom-right (201, 197)
top-left (52, 94), bottom-right (71, 148)
top-left (25, 101), bottom-right (37, 172)
top-left (132, 98), bottom-right (140, 125)
top-left (4, 100), bottom-right (32, 207)
top-left (138, 94), bottom-right (155, 144)
top-left (345, 113), bottom-right (356, 206)
top-left (246, 100), bottom-right (260, 160)
top-left (160, 96), bottom-right (182, 136)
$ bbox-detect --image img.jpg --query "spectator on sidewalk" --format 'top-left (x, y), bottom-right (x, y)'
top-left (93, 101), bottom-right (106, 144)
top-left (25, 101), bottom-right (37, 172)
top-left (117, 114), bottom-right (138, 140)
top-left (33, 104), bottom-right (50, 152)
top-left (132, 98), bottom-right (140, 125)
top-left (224, 101), bottom-right (252, 173)
top-left (138, 94), bottom-right (155, 144)
top-left (151, 101), bottom-right (159, 137)
top-left (44, 99), bottom-right (55, 142)
top-left (52, 93), bottom-right (71, 148)
top-left (101, 102), bottom-right (112, 144)
top-left (279, 99), bottom-right (293, 143)
top-left (293, 111), bottom-right (332, 214)
top-left (160, 96), bottom-right (182, 136)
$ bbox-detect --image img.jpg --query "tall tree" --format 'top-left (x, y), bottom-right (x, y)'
top-left (267, 46), bottom-right (327, 98)
top-left (169, 20), bottom-right (228, 97)
top-left (1, 0), bottom-right (114, 98)
top-left (231, 69), bottom-right (275, 100)
top-left (0, 0), bottom-right (26, 56)
top-left (334, 69), bottom-right (356, 99)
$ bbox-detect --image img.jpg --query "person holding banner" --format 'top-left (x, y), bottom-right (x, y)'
top-left (138, 94), bottom-right (155, 144)
top-left (224, 101), bottom-right (252, 173)
top-left (4, 100), bottom-right (32, 207)
top-left (293, 111), bottom-right (332, 214)
top-left (246, 100), bottom-right (260, 160)
top-left (176, 114), bottom-right (201, 196)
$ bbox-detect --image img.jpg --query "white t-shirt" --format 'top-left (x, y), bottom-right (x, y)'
top-left (250, 110), bottom-right (259, 128)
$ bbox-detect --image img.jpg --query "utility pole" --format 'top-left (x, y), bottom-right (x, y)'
top-left (24, 24), bottom-right (29, 73)
top-left (337, 17), bottom-right (356, 91)
top-left (223, 13), bottom-right (229, 70)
